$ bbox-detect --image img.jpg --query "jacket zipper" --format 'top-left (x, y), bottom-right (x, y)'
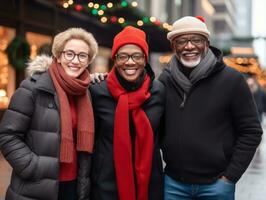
top-left (179, 92), bottom-right (187, 108)
top-left (179, 75), bottom-right (207, 108)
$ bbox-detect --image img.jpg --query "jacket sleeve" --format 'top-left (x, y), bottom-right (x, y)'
top-left (77, 152), bottom-right (92, 200)
top-left (224, 74), bottom-right (263, 182)
top-left (157, 82), bottom-right (166, 148)
top-left (0, 78), bottom-right (38, 180)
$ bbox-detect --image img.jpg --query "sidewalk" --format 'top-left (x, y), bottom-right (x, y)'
top-left (235, 121), bottom-right (266, 200)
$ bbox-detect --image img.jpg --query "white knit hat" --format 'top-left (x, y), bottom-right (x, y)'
top-left (167, 16), bottom-right (210, 41)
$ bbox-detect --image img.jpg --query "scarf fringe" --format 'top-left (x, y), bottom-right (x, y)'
top-left (76, 131), bottom-right (94, 153)
top-left (60, 141), bottom-right (74, 163)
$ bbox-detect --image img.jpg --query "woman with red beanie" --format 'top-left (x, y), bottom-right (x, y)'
top-left (0, 27), bottom-right (97, 200)
top-left (90, 26), bottom-right (165, 200)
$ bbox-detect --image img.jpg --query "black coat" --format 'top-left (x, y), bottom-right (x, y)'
top-left (89, 79), bottom-right (165, 200)
top-left (158, 46), bottom-right (263, 184)
top-left (0, 67), bottom-right (91, 200)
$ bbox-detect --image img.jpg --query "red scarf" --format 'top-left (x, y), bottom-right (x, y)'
top-left (107, 68), bottom-right (154, 200)
top-left (49, 60), bottom-right (94, 163)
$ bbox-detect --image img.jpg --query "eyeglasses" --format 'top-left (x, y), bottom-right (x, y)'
top-left (115, 53), bottom-right (145, 63)
top-left (62, 50), bottom-right (89, 63)
top-left (174, 37), bottom-right (206, 48)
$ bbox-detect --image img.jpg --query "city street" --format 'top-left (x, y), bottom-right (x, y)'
top-left (0, 0), bottom-right (266, 199)
top-left (1, 123), bottom-right (266, 200)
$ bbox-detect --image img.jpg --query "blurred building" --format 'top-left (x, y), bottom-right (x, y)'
top-left (133, 0), bottom-right (182, 76)
top-left (234, 0), bottom-right (252, 37)
top-left (180, 0), bottom-right (253, 52)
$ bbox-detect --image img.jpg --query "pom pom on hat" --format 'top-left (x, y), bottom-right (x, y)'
top-left (195, 16), bottom-right (205, 23)
top-left (111, 26), bottom-right (149, 60)
top-left (167, 16), bottom-right (210, 41)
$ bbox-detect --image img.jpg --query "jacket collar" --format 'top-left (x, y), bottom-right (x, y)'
top-left (27, 55), bottom-right (56, 94)
top-left (32, 72), bottom-right (56, 95)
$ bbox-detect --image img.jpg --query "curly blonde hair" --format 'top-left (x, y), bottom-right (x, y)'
top-left (52, 27), bottom-right (98, 64)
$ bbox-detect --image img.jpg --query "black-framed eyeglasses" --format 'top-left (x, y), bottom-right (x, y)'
top-left (174, 37), bottom-right (206, 48)
top-left (61, 50), bottom-right (89, 63)
top-left (115, 53), bottom-right (145, 63)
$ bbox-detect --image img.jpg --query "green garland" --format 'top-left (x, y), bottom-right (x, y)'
top-left (6, 36), bottom-right (30, 71)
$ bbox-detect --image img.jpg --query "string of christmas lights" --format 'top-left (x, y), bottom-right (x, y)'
top-left (61, 0), bottom-right (172, 31)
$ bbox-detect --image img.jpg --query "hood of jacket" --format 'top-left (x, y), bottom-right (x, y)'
top-left (27, 55), bottom-right (52, 76)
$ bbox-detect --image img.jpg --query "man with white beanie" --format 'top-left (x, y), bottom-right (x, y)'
top-left (159, 16), bottom-right (262, 200)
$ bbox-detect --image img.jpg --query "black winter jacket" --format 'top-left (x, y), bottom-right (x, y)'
top-left (158, 46), bottom-right (262, 184)
top-left (0, 56), bottom-right (91, 200)
top-left (89, 77), bottom-right (165, 200)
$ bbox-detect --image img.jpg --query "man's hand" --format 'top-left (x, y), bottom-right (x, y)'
top-left (221, 176), bottom-right (228, 180)
top-left (90, 72), bottom-right (108, 84)
top-left (220, 176), bottom-right (233, 183)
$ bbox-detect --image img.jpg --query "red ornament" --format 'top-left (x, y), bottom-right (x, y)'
top-left (75, 4), bottom-right (82, 12)
top-left (110, 16), bottom-right (118, 23)
top-left (195, 16), bottom-right (205, 23)
top-left (154, 20), bottom-right (161, 26)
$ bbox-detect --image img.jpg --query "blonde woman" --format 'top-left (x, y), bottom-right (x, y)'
top-left (0, 27), bottom-right (98, 200)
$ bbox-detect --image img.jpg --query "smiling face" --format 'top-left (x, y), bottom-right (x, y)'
top-left (114, 44), bottom-right (146, 83)
top-left (171, 33), bottom-right (209, 68)
top-left (57, 39), bottom-right (90, 78)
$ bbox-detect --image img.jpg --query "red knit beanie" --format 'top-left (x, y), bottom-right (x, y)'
top-left (111, 26), bottom-right (149, 60)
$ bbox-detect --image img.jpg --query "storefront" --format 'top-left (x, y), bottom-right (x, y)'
top-left (0, 26), bottom-right (16, 112)
top-left (0, 0), bottom-right (110, 116)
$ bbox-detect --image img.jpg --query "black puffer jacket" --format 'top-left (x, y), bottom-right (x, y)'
top-left (159, 46), bottom-right (262, 184)
top-left (0, 56), bottom-right (91, 200)
top-left (89, 68), bottom-right (165, 200)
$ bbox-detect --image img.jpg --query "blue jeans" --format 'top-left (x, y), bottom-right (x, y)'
top-left (164, 175), bottom-right (235, 200)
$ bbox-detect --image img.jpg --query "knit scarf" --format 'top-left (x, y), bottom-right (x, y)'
top-left (169, 49), bottom-right (217, 93)
top-left (107, 68), bottom-right (154, 200)
top-left (48, 60), bottom-right (94, 163)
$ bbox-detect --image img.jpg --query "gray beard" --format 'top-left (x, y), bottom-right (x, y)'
top-left (180, 56), bottom-right (201, 68)
top-left (179, 48), bottom-right (209, 68)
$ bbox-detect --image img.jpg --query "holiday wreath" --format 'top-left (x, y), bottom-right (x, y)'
top-left (6, 36), bottom-right (30, 71)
